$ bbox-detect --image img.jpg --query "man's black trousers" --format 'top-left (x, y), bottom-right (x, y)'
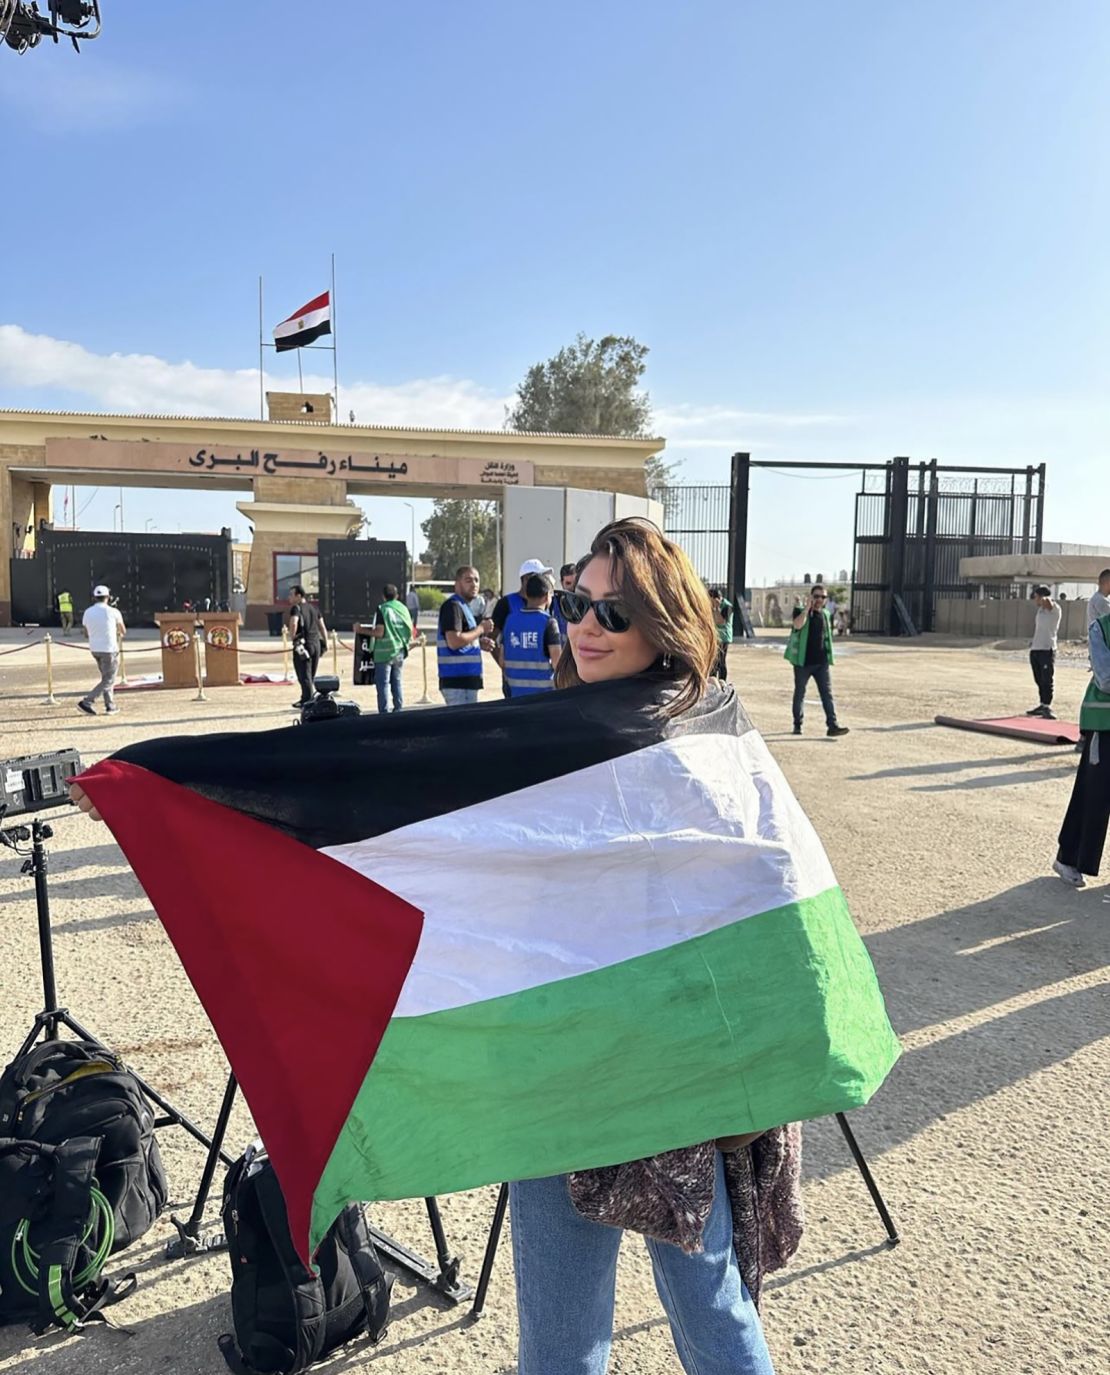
top-left (1029, 648), bottom-right (1055, 706)
top-left (792, 664), bottom-right (839, 729)
top-left (294, 643), bottom-right (321, 703)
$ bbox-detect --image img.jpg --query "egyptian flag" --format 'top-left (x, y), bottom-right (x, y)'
top-left (75, 675), bottom-right (900, 1263)
top-left (273, 291), bottom-right (331, 352)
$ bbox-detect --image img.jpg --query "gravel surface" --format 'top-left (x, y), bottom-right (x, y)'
top-left (0, 630), bottom-right (1105, 1374)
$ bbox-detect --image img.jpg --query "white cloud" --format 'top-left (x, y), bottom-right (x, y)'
top-left (655, 401), bottom-right (857, 449)
top-left (0, 324), bottom-right (511, 429)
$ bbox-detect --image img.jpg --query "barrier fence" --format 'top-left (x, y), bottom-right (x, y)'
top-left (7, 628), bottom-right (440, 707)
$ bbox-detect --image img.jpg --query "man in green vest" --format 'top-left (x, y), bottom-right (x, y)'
top-left (57, 589), bottom-right (73, 632)
top-left (785, 583), bottom-right (849, 737)
top-left (1055, 610), bottom-right (1110, 887)
top-left (369, 582), bottom-right (416, 714)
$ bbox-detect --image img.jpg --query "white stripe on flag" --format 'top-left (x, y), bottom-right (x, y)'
top-left (274, 303), bottom-right (330, 342)
top-left (323, 731), bottom-right (837, 1019)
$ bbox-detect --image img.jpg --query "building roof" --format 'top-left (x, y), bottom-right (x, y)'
top-left (0, 408), bottom-right (663, 447)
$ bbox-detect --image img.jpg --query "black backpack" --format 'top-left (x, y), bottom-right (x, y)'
top-left (0, 1136), bottom-right (137, 1332)
top-left (0, 1039), bottom-right (168, 1252)
top-left (219, 1144), bottom-right (392, 1374)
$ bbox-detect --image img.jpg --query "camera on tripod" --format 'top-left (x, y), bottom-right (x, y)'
top-left (298, 675), bottom-right (360, 725)
top-left (1, 1), bottom-right (102, 55)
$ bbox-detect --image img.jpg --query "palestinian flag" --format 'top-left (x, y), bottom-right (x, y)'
top-left (273, 291), bottom-right (331, 352)
top-left (75, 676), bottom-right (899, 1263)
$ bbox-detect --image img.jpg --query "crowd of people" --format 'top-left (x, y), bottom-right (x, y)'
top-left (66, 552), bottom-right (1110, 904)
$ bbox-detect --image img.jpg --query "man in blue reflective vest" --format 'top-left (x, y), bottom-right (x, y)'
top-left (437, 565), bottom-right (494, 706)
top-left (492, 557), bottom-right (555, 695)
top-left (502, 574), bottom-right (561, 697)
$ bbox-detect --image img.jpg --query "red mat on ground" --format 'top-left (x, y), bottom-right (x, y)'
top-left (934, 714), bottom-right (1080, 745)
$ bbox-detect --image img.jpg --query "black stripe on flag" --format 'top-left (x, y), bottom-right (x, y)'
top-left (110, 675), bottom-right (752, 850)
top-left (274, 320), bottom-right (332, 353)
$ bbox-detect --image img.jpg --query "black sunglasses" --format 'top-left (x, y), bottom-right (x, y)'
top-left (558, 589), bottom-right (633, 634)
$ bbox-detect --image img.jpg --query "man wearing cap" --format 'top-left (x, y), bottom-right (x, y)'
top-left (1027, 585), bottom-right (1062, 720)
top-left (551, 563), bottom-right (577, 643)
top-left (492, 559), bottom-right (555, 696)
top-left (77, 585), bottom-right (125, 716)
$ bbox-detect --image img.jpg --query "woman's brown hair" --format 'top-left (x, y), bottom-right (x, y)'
top-left (554, 517), bottom-right (719, 716)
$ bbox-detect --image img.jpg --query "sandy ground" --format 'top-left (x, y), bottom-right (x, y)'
top-left (0, 629), bottom-right (1105, 1374)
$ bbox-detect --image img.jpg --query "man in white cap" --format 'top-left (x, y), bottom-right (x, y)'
top-left (491, 558), bottom-right (555, 697)
top-left (77, 585), bottom-right (126, 716)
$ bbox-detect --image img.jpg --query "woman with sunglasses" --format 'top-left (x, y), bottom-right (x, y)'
top-left (512, 517), bottom-right (779, 1375)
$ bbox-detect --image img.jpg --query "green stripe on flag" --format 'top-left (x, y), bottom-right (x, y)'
top-left (311, 885), bottom-right (899, 1249)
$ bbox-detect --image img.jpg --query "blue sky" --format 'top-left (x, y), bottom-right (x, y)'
top-left (1, 1), bottom-right (1107, 582)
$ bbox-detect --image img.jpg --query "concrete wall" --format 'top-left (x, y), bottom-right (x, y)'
top-left (503, 488), bottom-right (565, 585)
top-left (503, 488), bottom-right (668, 591)
top-left (565, 490), bottom-right (615, 563)
top-left (933, 598), bottom-right (1089, 640)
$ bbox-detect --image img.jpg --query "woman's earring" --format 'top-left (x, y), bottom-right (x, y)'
top-left (662, 653), bottom-right (672, 670)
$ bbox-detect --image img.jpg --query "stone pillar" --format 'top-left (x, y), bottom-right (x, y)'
top-left (266, 391), bottom-right (333, 423)
top-left (238, 474), bottom-right (361, 630)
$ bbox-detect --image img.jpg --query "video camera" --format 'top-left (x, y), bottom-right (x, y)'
top-left (297, 675), bottom-right (361, 726)
top-left (2, 1), bottom-right (101, 55)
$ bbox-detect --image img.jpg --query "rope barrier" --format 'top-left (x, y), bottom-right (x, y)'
top-left (0, 641), bottom-right (40, 656)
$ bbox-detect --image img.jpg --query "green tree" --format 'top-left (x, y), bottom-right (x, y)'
top-left (505, 333), bottom-right (652, 437)
top-left (420, 500), bottom-right (500, 588)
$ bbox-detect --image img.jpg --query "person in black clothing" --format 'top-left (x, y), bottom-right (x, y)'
top-left (288, 585), bottom-right (329, 708)
top-left (788, 584), bottom-right (848, 737)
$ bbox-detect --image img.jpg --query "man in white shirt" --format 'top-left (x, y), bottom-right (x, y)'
top-left (1026, 584), bottom-right (1062, 721)
top-left (78, 585), bottom-right (125, 716)
top-left (1086, 568), bottom-right (1110, 626)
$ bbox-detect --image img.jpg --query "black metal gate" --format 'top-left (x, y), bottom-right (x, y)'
top-left (851, 459), bottom-right (1045, 634)
top-left (12, 528), bottom-right (232, 626)
top-left (648, 485), bottom-right (730, 586)
top-left (657, 454), bottom-right (1046, 636)
top-left (317, 539), bottom-right (407, 627)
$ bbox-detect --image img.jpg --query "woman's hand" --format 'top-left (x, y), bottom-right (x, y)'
top-left (68, 782), bottom-right (103, 823)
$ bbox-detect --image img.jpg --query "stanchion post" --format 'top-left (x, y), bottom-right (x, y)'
top-left (417, 632), bottom-right (432, 705)
top-left (117, 644), bottom-right (128, 685)
top-left (281, 625), bottom-right (291, 682)
top-left (331, 627), bottom-right (339, 679)
top-left (192, 631), bottom-right (207, 702)
top-left (43, 633), bottom-right (59, 705)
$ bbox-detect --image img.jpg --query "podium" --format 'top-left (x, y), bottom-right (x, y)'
top-left (199, 612), bottom-right (242, 687)
top-left (154, 613), bottom-right (199, 690)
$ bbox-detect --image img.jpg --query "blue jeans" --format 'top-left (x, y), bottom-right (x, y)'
top-left (510, 1152), bottom-right (774, 1375)
top-left (441, 686), bottom-right (479, 706)
top-left (792, 663), bottom-right (839, 729)
top-left (374, 655), bottom-right (404, 713)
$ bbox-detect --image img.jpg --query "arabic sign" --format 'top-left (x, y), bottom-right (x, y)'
top-left (43, 439), bottom-right (535, 488)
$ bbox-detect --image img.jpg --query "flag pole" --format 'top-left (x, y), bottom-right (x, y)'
top-left (331, 251), bottom-right (339, 422)
top-left (297, 350), bottom-right (304, 394)
top-left (258, 276), bottom-right (265, 421)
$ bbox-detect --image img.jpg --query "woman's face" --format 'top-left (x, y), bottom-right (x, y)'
top-left (567, 555), bottom-right (659, 684)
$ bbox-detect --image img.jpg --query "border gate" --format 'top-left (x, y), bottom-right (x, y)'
top-left (654, 455), bottom-right (1046, 636)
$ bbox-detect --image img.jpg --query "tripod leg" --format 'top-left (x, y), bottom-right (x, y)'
top-left (166, 1073), bottom-right (238, 1259)
top-left (835, 1112), bottom-right (900, 1244)
top-left (469, 1183), bottom-right (509, 1322)
top-left (424, 1197), bottom-right (462, 1292)
top-left (31, 820), bottom-right (59, 1037)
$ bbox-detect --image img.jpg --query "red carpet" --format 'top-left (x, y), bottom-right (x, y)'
top-left (934, 714), bottom-right (1080, 745)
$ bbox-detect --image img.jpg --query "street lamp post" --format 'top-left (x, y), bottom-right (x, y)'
top-left (402, 502), bottom-right (416, 585)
